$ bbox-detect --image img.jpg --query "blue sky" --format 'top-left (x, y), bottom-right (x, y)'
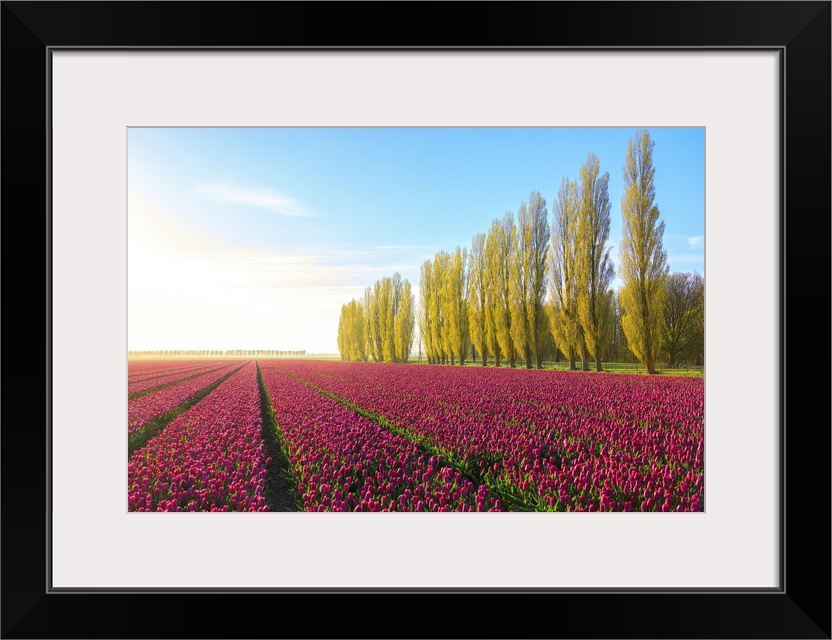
top-left (128, 127), bottom-right (704, 353)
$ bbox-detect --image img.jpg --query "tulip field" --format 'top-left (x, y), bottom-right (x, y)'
top-left (127, 359), bottom-right (704, 512)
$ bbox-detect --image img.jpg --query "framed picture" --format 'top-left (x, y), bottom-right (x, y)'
top-left (3, 2), bottom-right (828, 638)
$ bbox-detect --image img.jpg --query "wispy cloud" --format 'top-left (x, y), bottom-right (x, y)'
top-left (687, 235), bottom-right (705, 249)
top-left (196, 183), bottom-right (316, 217)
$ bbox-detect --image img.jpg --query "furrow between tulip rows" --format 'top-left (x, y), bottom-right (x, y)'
top-left (255, 363), bottom-right (303, 511)
top-left (259, 362), bottom-right (503, 511)
top-left (275, 361), bottom-right (703, 512)
top-left (128, 362), bottom-right (270, 512)
top-left (127, 362), bottom-right (249, 456)
top-left (128, 361), bottom-right (241, 398)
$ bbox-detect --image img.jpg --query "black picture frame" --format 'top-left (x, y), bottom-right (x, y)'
top-left (2, 2), bottom-right (829, 638)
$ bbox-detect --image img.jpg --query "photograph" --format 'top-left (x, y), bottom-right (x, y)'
top-left (127, 126), bottom-right (705, 513)
top-left (2, 0), bottom-right (827, 636)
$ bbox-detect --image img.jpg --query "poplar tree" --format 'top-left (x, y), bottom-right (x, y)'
top-left (548, 176), bottom-right (583, 370)
top-left (513, 191), bottom-right (550, 369)
top-left (362, 286), bottom-right (378, 362)
top-left (445, 246), bottom-right (470, 365)
top-left (418, 260), bottom-right (435, 364)
top-left (433, 251), bottom-right (450, 364)
top-left (468, 232), bottom-right (489, 365)
top-left (619, 129), bottom-right (668, 374)
top-left (576, 153), bottom-right (615, 372)
top-left (493, 212), bottom-right (518, 367)
top-left (368, 281), bottom-right (383, 362)
top-left (394, 280), bottom-right (415, 363)
top-left (336, 299), bottom-right (367, 362)
top-left (484, 222), bottom-right (503, 366)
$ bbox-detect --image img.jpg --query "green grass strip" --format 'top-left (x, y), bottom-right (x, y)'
top-left (128, 363), bottom-right (238, 400)
top-left (280, 370), bottom-right (541, 512)
top-left (127, 362), bottom-right (249, 458)
top-left (256, 362), bottom-right (303, 512)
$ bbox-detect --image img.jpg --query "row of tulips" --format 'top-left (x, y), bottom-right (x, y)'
top-left (128, 361), bottom-right (238, 396)
top-left (128, 362), bottom-right (269, 512)
top-left (275, 361), bottom-right (703, 512)
top-left (127, 361), bottom-right (245, 434)
top-left (128, 359), bottom-right (221, 382)
top-left (260, 363), bottom-right (502, 512)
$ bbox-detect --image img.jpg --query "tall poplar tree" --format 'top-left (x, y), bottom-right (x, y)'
top-left (433, 251), bottom-right (450, 364)
top-left (548, 176), bottom-right (583, 370)
top-left (368, 281), bottom-right (383, 362)
top-left (619, 129), bottom-right (668, 374)
top-left (493, 212), bottom-right (519, 367)
top-left (513, 191), bottom-right (550, 369)
top-left (337, 299), bottom-right (367, 362)
top-left (394, 279), bottom-right (415, 363)
top-left (445, 246), bottom-right (470, 365)
top-left (484, 222), bottom-right (503, 366)
top-left (576, 154), bottom-right (615, 372)
top-left (419, 260), bottom-right (435, 364)
top-left (468, 232), bottom-right (489, 365)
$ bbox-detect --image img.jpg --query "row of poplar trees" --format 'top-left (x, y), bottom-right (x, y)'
top-left (338, 129), bottom-right (704, 373)
top-left (337, 272), bottom-right (416, 363)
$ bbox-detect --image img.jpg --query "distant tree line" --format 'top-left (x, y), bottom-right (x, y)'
top-left (337, 129), bottom-right (704, 373)
top-left (128, 349), bottom-right (307, 358)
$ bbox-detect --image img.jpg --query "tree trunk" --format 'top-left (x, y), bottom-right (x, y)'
top-left (581, 346), bottom-right (590, 371)
top-left (596, 357), bottom-right (603, 372)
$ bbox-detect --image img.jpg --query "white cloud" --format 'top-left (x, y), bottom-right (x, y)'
top-left (196, 183), bottom-right (316, 217)
top-left (687, 235), bottom-right (705, 249)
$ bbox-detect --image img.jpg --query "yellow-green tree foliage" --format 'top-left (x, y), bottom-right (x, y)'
top-left (576, 153), bottom-right (615, 372)
top-left (341, 273), bottom-right (414, 363)
top-left (492, 212), bottom-right (518, 367)
top-left (446, 246), bottom-right (470, 365)
top-left (362, 286), bottom-right (375, 361)
top-left (418, 247), bottom-right (471, 366)
top-left (418, 260), bottom-right (436, 364)
top-left (483, 224), bottom-right (502, 366)
top-left (394, 280), bottom-right (415, 362)
top-left (367, 282), bottom-right (383, 362)
top-left (512, 191), bottom-right (550, 369)
top-left (378, 277), bottom-right (393, 362)
top-left (548, 176), bottom-right (584, 370)
top-left (379, 273), bottom-right (404, 363)
top-left (619, 129), bottom-right (668, 374)
top-left (468, 232), bottom-right (489, 366)
top-left (432, 251), bottom-right (450, 364)
top-left (337, 299), bottom-right (367, 362)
